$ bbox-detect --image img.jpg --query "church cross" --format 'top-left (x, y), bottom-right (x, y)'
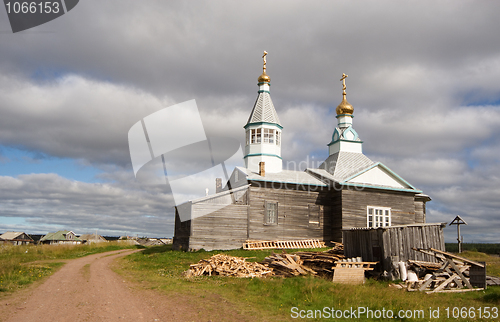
top-left (262, 51), bottom-right (268, 72)
top-left (340, 73), bottom-right (348, 93)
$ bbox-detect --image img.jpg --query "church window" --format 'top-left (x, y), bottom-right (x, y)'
top-left (251, 129), bottom-right (262, 144)
top-left (246, 130), bottom-right (250, 145)
top-left (265, 201), bottom-right (278, 225)
top-left (367, 206), bottom-right (391, 228)
top-left (308, 204), bottom-right (322, 228)
top-left (263, 128), bottom-right (274, 144)
top-left (276, 131), bottom-right (280, 146)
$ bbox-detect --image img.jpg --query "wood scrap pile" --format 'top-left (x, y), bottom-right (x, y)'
top-left (185, 254), bottom-right (273, 278)
top-left (292, 250), bottom-right (345, 275)
top-left (184, 243), bottom-right (376, 283)
top-left (397, 247), bottom-right (486, 293)
top-left (260, 252), bottom-right (317, 277)
top-left (260, 243), bottom-right (346, 277)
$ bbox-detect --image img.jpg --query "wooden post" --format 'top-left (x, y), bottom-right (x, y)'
top-left (449, 216), bottom-right (467, 253)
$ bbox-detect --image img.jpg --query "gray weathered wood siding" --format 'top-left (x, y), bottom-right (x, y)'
top-left (189, 203), bottom-right (249, 250)
top-left (341, 188), bottom-right (417, 229)
top-left (342, 223), bottom-right (446, 272)
top-left (414, 200), bottom-right (425, 223)
top-left (172, 188), bottom-right (249, 251)
top-left (247, 183), bottom-right (338, 243)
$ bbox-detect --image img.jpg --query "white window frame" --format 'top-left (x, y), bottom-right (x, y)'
top-left (263, 128), bottom-right (274, 144)
top-left (251, 128), bottom-right (262, 144)
top-left (367, 206), bottom-right (391, 228)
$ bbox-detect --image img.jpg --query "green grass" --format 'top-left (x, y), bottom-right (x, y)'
top-left (0, 242), bottom-right (138, 293)
top-left (119, 246), bottom-right (500, 321)
top-left (446, 243), bottom-right (500, 254)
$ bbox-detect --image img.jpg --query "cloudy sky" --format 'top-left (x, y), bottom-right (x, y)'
top-left (0, 1), bottom-right (499, 241)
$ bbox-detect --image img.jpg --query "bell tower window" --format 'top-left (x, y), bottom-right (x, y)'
top-left (263, 128), bottom-right (274, 143)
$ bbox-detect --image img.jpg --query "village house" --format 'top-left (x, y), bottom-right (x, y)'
top-left (39, 230), bottom-right (82, 245)
top-left (173, 53), bottom-right (431, 251)
top-left (0, 232), bottom-right (34, 245)
top-left (79, 233), bottom-right (108, 244)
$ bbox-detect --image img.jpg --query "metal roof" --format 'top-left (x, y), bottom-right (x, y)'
top-left (0, 232), bottom-right (32, 241)
top-left (40, 230), bottom-right (82, 242)
top-left (318, 151), bottom-right (375, 182)
top-left (238, 167), bottom-right (327, 186)
top-left (246, 92), bottom-right (281, 126)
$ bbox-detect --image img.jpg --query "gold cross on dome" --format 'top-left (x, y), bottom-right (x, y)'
top-left (340, 73), bottom-right (348, 92)
top-left (262, 51), bottom-right (268, 71)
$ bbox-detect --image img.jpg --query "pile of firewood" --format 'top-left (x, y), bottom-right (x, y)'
top-left (260, 252), bottom-right (317, 277)
top-left (185, 254), bottom-right (273, 278)
top-left (185, 243), bottom-right (347, 279)
top-left (260, 244), bottom-right (346, 277)
top-left (292, 251), bottom-right (345, 275)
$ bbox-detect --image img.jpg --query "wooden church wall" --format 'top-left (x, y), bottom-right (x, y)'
top-left (189, 203), bottom-right (249, 251)
top-left (414, 200), bottom-right (426, 223)
top-left (341, 188), bottom-right (417, 229)
top-left (247, 183), bottom-right (337, 243)
top-left (173, 204), bottom-right (249, 251)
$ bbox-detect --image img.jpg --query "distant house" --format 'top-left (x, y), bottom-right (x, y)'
top-left (79, 234), bottom-right (107, 244)
top-left (0, 232), bottom-right (34, 245)
top-left (39, 230), bottom-right (82, 245)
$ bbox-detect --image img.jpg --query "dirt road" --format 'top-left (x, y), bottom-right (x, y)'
top-left (1, 249), bottom-right (246, 322)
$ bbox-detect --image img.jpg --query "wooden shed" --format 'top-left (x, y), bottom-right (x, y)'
top-left (342, 223), bottom-right (446, 272)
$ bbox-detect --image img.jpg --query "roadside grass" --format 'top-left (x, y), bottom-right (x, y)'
top-left (119, 246), bottom-right (500, 321)
top-left (0, 242), bottom-right (138, 293)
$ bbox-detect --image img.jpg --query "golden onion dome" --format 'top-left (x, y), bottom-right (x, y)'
top-left (258, 71), bottom-right (271, 83)
top-left (336, 95), bottom-right (354, 115)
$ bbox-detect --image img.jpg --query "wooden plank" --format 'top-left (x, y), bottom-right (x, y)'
top-left (429, 248), bottom-right (484, 267)
top-left (447, 259), bottom-right (473, 289)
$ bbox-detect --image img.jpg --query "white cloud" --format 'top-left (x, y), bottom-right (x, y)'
top-left (1, 1), bottom-right (500, 240)
top-left (0, 173), bottom-right (174, 236)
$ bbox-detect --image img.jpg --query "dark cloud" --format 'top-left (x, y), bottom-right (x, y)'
top-left (0, 1), bottom-right (499, 240)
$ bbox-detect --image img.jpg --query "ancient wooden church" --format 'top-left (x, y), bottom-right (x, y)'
top-left (173, 54), bottom-right (431, 251)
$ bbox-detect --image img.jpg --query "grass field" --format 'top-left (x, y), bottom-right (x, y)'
top-left (0, 242), bottom-right (138, 293)
top-left (446, 243), bottom-right (500, 255)
top-left (119, 245), bottom-right (500, 321)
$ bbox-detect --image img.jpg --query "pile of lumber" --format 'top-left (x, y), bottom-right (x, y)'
top-left (260, 252), bottom-right (317, 277)
top-left (260, 243), bottom-right (346, 277)
top-left (184, 244), bottom-right (379, 283)
top-left (400, 248), bottom-right (486, 293)
top-left (292, 250), bottom-right (345, 274)
top-left (185, 254), bottom-right (273, 278)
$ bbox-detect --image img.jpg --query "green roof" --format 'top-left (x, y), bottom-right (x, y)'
top-left (40, 230), bottom-right (82, 242)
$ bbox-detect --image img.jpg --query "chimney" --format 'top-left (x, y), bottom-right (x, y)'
top-left (259, 162), bottom-right (265, 177)
top-left (215, 178), bottom-right (222, 193)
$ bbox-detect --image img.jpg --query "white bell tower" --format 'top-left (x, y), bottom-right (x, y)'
top-left (244, 51), bottom-right (283, 173)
